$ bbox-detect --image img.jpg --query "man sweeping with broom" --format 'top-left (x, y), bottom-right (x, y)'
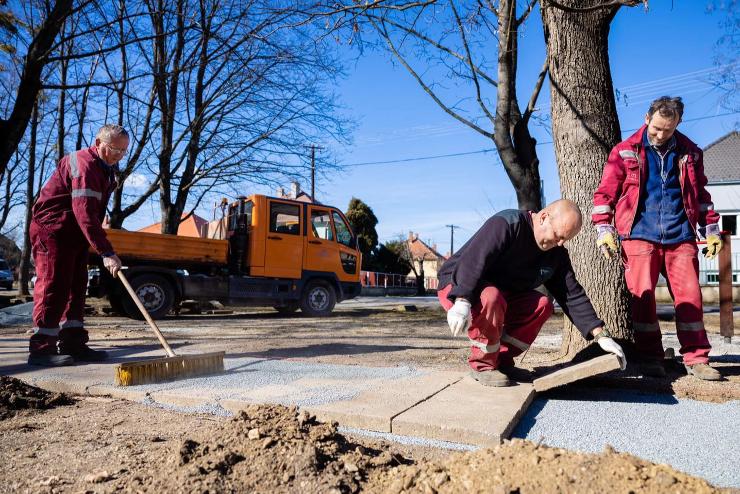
top-left (28, 124), bottom-right (127, 367)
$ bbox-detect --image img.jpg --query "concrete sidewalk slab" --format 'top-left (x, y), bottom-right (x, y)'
top-left (391, 375), bottom-right (536, 447)
top-left (305, 371), bottom-right (463, 432)
top-left (533, 354), bottom-right (622, 392)
top-left (0, 335), bottom-right (535, 449)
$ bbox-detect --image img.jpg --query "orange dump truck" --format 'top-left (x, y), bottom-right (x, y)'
top-left (89, 194), bottom-right (362, 319)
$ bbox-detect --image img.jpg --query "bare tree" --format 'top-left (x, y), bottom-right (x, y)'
top-left (0, 0), bottom-right (77, 178)
top-left (355, 0), bottom-right (547, 210)
top-left (144, 0), bottom-right (351, 234)
top-left (541, 0), bottom-right (642, 356)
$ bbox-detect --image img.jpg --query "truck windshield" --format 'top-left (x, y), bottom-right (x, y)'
top-left (332, 212), bottom-right (353, 247)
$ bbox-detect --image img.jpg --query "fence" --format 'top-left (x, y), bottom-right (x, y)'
top-left (360, 271), bottom-right (439, 290)
top-left (698, 253), bottom-right (740, 285)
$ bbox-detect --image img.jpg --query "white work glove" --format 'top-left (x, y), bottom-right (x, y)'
top-left (596, 336), bottom-right (627, 371)
top-left (447, 298), bottom-right (472, 337)
top-left (103, 254), bottom-right (122, 278)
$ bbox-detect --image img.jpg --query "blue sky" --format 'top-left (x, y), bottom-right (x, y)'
top-left (125, 1), bottom-right (737, 256)
top-left (286, 0), bottom-right (738, 256)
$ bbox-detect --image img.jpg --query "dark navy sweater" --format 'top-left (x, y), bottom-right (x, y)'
top-left (437, 210), bottom-right (603, 338)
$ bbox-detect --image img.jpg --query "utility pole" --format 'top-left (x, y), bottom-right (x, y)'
top-left (306, 144), bottom-right (324, 201)
top-left (445, 224), bottom-right (460, 255)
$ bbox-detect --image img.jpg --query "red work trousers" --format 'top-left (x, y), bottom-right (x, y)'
top-left (30, 220), bottom-right (90, 354)
top-left (622, 239), bottom-right (711, 365)
top-left (438, 284), bottom-right (554, 371)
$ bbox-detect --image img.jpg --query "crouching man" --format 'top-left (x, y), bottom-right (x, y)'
top-left (437, 200), bottom-right (626, 386)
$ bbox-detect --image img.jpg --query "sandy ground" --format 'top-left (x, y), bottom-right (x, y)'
top-left (0, 298), bottom-right (739, 493)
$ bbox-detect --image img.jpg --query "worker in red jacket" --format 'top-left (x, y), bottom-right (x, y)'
top-left (592, 96), bottom-right (722, 381)
top-left (28, 125), bottom-right (127, 367)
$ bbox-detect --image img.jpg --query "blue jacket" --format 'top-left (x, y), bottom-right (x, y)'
top-left (630, 132), bottom-right (694, 244)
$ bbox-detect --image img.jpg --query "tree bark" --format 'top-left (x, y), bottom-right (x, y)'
top-left (0, 0), bottom-right (74, 178)
top-left (541, 0), bottom-right (632, 357)
top-left (19, 100), bottom-right (40, 297)
top-left (494, 0), bottom-right (543, 211)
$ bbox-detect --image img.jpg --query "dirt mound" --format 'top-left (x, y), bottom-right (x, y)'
top-left (0, 375), bottom-right (74, 420)
top-left (367, 439), bottom-right (723, 494)
top-left (139, 404), bottom-right (408, 493)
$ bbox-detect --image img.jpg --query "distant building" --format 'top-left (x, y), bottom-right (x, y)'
top-left (702, 130), bottom-right (740, 284)
top-left (138, 213), bottom-right (210, 238)
top-left (406, 232), bottom-right (448, 288)
top-left (276, 181), bottom-right (314, 203)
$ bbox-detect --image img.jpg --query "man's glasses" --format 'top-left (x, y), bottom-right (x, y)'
top-left (104, 142), bottom-right (128, 155)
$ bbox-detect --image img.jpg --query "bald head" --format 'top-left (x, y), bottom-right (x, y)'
top-left (531, 199), bottom-right (583, 251)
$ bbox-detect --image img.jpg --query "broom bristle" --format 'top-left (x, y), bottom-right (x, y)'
top-left (115, 351), bottom-right (225, 386)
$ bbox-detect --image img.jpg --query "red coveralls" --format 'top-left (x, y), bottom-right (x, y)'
top-left (438, 284), bottom-right (553, 371)
top-left (30, 146), bottom-right (116, 355)
top-left (592, 126), bottom-right (719, 365)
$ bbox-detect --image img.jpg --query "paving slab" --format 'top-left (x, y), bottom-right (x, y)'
top-left (305, 371), bottom-right (463, 432)
top-left (392, 375), bottom-right (536, 447)
top-left (533, 354), bottom-right (622, 392)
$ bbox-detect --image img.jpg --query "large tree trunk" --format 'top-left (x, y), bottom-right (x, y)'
top-left (541, 0), bottom-right (632, 358)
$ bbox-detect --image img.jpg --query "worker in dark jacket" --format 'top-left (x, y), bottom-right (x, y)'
top-left (438, 199), bottom-right (626, 387)
top-left (28, 125), bottom-right (127, 367)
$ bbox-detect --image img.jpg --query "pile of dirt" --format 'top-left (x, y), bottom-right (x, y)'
top-left (138, 404), bottom-right (408, 493)
top-left (367, 439), bottom-right (723, 494)
top-left (0, 375), bottom-right (74, 420)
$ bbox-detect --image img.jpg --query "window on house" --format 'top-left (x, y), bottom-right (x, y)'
top-left (721, 214), bottom-right (737, 236)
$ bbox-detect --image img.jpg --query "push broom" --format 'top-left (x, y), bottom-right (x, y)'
top-left (114, 271), bottom-right (225, 386)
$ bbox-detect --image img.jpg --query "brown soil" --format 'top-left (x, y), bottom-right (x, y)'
top-left (1, 302), bottom-right (739, 492)
top-left (0, 378), bottom-right (731, 494)
top-left (0, 375), bottom-right (74, 420)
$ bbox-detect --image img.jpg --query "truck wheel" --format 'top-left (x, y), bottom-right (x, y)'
top-left (300, 280), bottom-right (336, 317)
top-left (274, 303), bottom-right (299, 314)
top-left (120, 274), bottom-right (175, 320)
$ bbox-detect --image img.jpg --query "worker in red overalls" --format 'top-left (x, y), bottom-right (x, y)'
top-left (28, 125), bottom-right (127, 366)
top-left (593, 96), bottom-right (722, 381)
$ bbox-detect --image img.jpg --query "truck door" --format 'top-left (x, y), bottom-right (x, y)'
top-left (304, 206), bottom-right (339, 274)
top-left (263, 200), bottom-right (303, 279)
top-left (330, 211), bottom-right (360, 282)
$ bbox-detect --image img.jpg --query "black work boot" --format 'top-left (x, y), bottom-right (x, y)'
top-left (28, 333), bottom-right (74, 367)
top-left (60, 344), bottom-right (109, 362)
top-left (59, 327), bottom-right (109, 362)
top-left (28, 353), bottom-right (75, 367)
top-left (641, 360), bottom-right (667, 377)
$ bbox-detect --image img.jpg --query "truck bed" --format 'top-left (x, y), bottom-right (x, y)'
top-left (102, 228), bottom-right (229, 265)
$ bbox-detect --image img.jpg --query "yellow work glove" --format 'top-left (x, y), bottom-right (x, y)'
top-left (704, 235), bottom-right (722, 259)
top-left (596, 224), bottom-right (619, 259)
top-left (703, 224), bottom-right (723, 260)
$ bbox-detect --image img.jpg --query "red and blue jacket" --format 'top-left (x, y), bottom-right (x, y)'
top-left (592, 125), bottom-right (719, 238)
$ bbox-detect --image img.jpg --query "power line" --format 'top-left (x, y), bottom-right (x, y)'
top-left (345, 111), bottom-right (740, 167)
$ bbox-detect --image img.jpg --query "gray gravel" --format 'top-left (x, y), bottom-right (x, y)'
top-left (513, 390), bottom-right (740, 489)
top-left (134, 357), bottom-right (424, 407)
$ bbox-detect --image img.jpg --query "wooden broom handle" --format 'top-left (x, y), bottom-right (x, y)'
top-left (118, 271), bottom-right (176, 357)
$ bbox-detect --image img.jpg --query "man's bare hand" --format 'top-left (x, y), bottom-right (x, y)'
top-left (103, 254), bottom-right (122, 278)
